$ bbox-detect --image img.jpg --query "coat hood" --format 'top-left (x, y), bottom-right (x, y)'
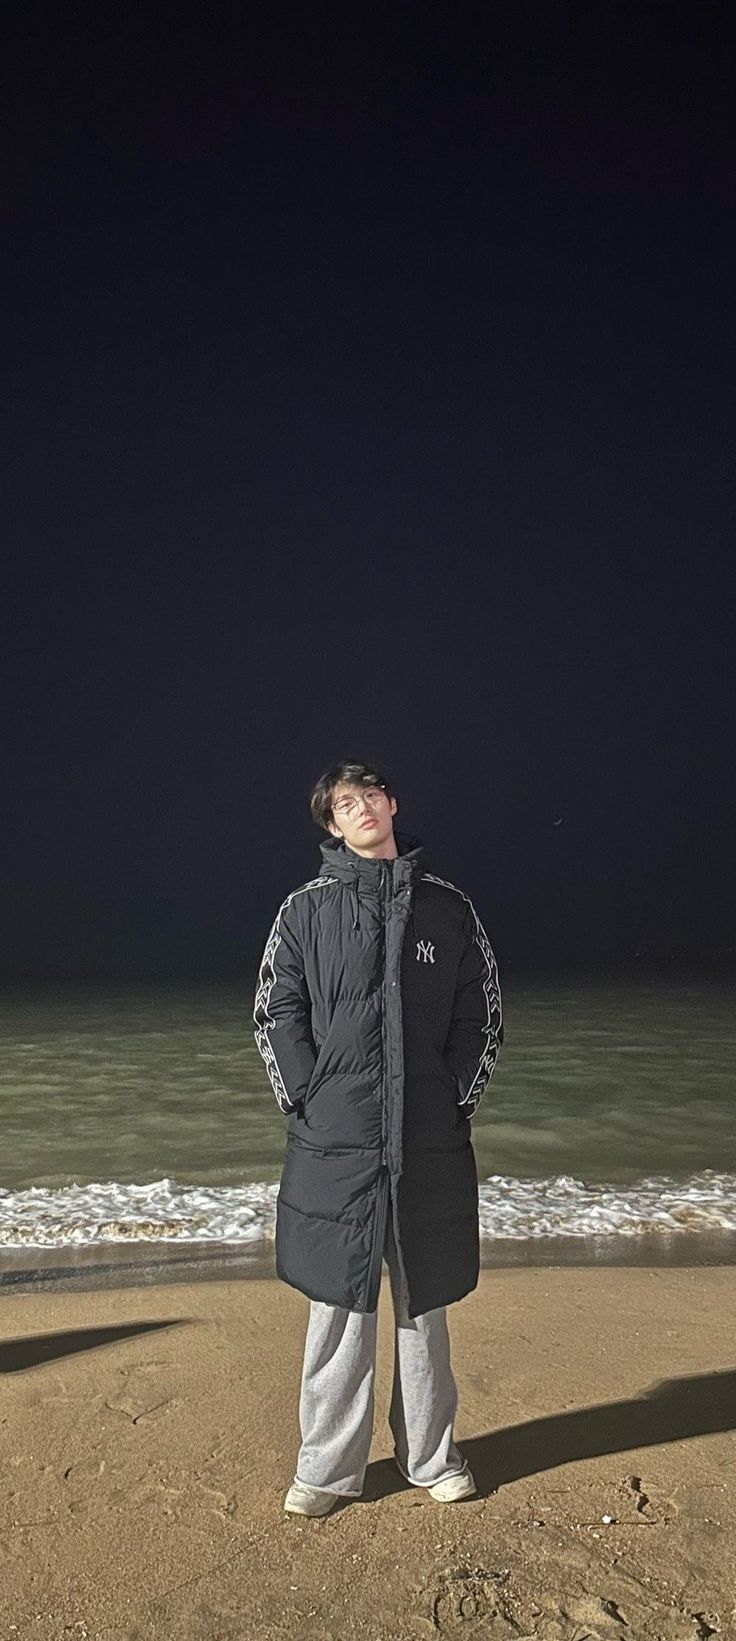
top-left (318, 829), bottom-right (428, 930)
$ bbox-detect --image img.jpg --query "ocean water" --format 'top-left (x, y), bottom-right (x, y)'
top-left (2, 978), bottom-right (736, 1279)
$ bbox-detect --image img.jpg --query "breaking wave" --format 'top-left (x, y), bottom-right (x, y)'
top-left (2, 1170), bottom-right (736, 1249)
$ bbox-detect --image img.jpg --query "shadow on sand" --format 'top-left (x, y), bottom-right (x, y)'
top-left (363, 1367), bottom-right (736, 1499)
top-left (0, 1319), bottom-right (191, 1373)
top-left (3, 1325), bottom-right (734, 1501)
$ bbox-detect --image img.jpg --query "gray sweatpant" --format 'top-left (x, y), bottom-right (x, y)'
top-left (294, 1207), bottom-right (465, 1497)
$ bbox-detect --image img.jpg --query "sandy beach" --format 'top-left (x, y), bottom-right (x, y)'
top-left (1, 1263), bottom-right (735, 1641)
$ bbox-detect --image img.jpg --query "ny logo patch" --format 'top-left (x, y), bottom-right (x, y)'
top-left (416, 939), bottom-right (435, 964)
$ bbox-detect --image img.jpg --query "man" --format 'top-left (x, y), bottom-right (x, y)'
top-left (253, 760), bottom-right (503, 1517)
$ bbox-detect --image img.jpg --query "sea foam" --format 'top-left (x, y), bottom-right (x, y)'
top-left (1, 1171), bottom-right (736, 1248)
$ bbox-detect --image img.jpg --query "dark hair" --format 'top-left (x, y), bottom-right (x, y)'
top-left (309, 760), bottom-right (396, 832)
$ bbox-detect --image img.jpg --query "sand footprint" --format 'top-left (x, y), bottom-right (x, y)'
top-left (422, 1566), bottom-right (724, 1640)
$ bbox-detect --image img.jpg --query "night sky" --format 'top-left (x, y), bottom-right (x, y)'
top-left (4, 3), bottom-right (735, 984)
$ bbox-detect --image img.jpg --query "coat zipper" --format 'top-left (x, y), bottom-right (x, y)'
top-left (367, 860), bottom-right (391, 1308)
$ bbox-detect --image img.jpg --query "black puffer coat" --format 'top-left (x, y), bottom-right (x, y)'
top-left (253, 830), bottom-right (503, 1318)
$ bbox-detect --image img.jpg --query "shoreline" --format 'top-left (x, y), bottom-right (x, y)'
top-left (4, 1226), bottom-right (736, 1297)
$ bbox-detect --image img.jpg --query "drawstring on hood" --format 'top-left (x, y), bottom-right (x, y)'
top-left (318, 830), bottom-right (428, 936)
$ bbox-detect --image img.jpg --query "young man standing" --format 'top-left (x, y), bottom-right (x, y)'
top-left (253, 761), bottom-right (503, 1516)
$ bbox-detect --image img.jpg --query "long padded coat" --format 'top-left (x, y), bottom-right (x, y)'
top-left (253, 830), bottom-right (503, 1319)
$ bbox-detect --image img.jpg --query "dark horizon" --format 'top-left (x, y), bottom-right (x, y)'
top-left (4, 3), bottom-right (735, 988)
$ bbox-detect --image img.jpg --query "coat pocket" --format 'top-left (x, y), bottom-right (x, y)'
top-left (437, 1051), bottom-right (461, 1105)
top-left (303, 1044), bottom-right (326, 1107)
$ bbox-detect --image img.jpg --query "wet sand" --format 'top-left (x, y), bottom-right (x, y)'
top-left (5, 1227), bottom-right (736, 1299)
top-left (1, 1264), bottom-right (735, 1640)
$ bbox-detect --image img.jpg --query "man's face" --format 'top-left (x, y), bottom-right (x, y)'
top-left (327, 782), bottom-right (398, 854)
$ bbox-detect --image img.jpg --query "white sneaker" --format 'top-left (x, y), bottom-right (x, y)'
top-left (428, 1466), bottom-right (477, 1503)
top-left (395, 1456), bottom-right (477, 1502)
top-left (284, 1481), bottom-right (341, 1517)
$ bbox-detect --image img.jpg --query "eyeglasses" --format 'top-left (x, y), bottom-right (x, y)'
top-left (332, 786), bottom-right (387, 820)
